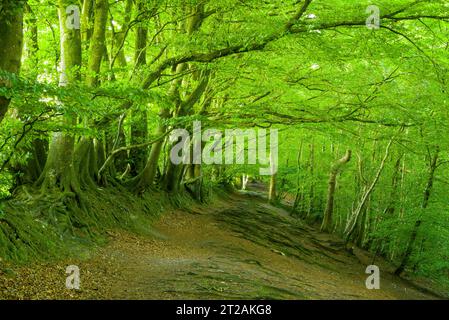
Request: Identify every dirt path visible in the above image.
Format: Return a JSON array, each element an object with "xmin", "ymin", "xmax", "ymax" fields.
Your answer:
[
  {"xmin": 103, "ymin": 193, "xmax": 438, "ymax": 300},
  {"xmin": 0, "ymin": 192, "xmax": 440, "ymax": 300}
]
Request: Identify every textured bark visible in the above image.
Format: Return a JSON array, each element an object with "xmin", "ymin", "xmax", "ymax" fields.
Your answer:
[
  {"xmin": 24, "ymin": 3, "xmax": 38, "ymax": 66},
  {"xmin": 58, "ymin": 0, "xmax": 82, "ymax": 85},
  {"xmin": 37, "ymin": 0, "xmax": 82, "ymax": 192},
  {"xmin": 163, "ymin": 71, "xmax": 210, "ymax": 192},
  {"xmin": 133, "ymin": 109, "xmax": 170, "ymax": 193},
  {"xmin": 161, "ymin": 4, "xmax": 209, "ymax": 194},
  {"xmin": 132, "ymin": 60, "xmax": 187, "ymax": 193},
  {"xmin": 37, "ymin": 132, "xmax": 79, "ymax": 192},
  {"xmin": 134, "ymin": 0, "xmax": 148, "ymax": 67},
  {"xmin": 86, "ymin": 0, "xmax": 108, "ymax": 87},
  {"xmin": 0, "ymin": 0, "xmax": 25, "ymax": 124},
  {"xmin": 163, "ymin": 156, "xmax": 184, "ymax": 193},
  {"xmin": 354, "ymin": 197, "xmax": 369, "ymax": 247},
  {"xmin": 73, "ymin": 137, "xmax": 98, "ymax": 189},
  {"xmin": 81, "ymin": 0, "xmax": 94, "ymax": 45},
  {"xmin": 134, "ymin": 55, "xmax": 204, "ymax": 193},
  {"xmin": 321, "ymin": 150, "xmax": 352, "ymax": 233},
  {"xmin": 70, "ymin": 0, "xmax": 109, "ymax": 188},
  {"xmin": 130, "ymin": 1, "xmax": 149, "ymax": 175},
  {"xmin": 15, "ymin": 139, "xmax": 48, "ymax": 185}
]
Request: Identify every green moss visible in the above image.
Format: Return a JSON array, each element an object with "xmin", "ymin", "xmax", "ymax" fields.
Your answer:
[{"xmin": 0, "ymin": 186, "xmax": 194, "ymax": 264}]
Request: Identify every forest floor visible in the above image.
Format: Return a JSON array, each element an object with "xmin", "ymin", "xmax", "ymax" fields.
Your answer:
[{"xmin": 0, "ymin": 186, "xmax": 443, "ymax": 299}]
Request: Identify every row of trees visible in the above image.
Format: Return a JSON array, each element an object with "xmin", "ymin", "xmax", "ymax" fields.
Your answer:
[{"xmin": 0, "ymin": 0, "xmax": 448, "ymax": 284}]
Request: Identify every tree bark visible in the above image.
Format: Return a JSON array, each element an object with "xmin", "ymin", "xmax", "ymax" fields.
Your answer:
[
  {"xmin": 110, "ymin": 0, "xmax": 133, "ymax": 69},
  {"xmin": 134, "ymin": 0, "xmax": 148, "ymax": 67},
  {"xmin": 268, "ymin": 152, "xmax": 277, "ymax": 203},
  {"xmin": 395, "ymin": 147, "xmax": 439, "ymax": 275},
  {"xmin": 321, "ymin": 150, "xmax": 352, "ymax": 233},
  {"xmin": 81, "ymin": 0, "xmax": 94, "ymax": 45},
  {"xmin": 71, "ymin": 0, "xmax": 108, "ymax": 189},
  {"xmin": 0, "ymin": 0, "xmax": 25, "ymax": 124},
  {"xmin": 292, "ymin": 141, "xmax": 303, "ymax": 212},
  {"xmin": 306, "ymin": 142, "xmax": 315, "ymax": 217},
  {"xmin": 132, "ymin": 109, "xmax": 170, "ymax": 193},
  {"xmin": 13, "ymin": 5, "xmax": 48, "ymax": 185},
  {"xmin": 345, "ymin": 139, "xmax": 393, "ymax": 240},
  {"xmin": 37, "ymin": 0, "xmax": 82, "ymax": 192},
  {"xmin": 130, "ymin": 1, "xmax": 149, "ymax": 175},
  {"xmin": 242, "ymin": 174, "xmax": 249, "ymax": 190},
  {"xmin": 86, "ymin": 0, "xmax": 108, "ymax": 87},
  {"xmin": 161, "ymin": 4, "xmax": 207, "ymax": 194}
]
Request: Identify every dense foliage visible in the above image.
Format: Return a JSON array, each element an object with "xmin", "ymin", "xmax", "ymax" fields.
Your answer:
[{"xmin": 0, "ymin": 0, "xmax": 448, "ymax": 288}]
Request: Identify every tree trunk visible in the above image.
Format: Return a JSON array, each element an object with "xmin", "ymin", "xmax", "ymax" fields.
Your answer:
[
  {"xmin": 268, "ymin": 152, "xmax": 277, "ymax": 203},
  {"xmin": 14, "ymin": 5, "xmax": 48, "ymax": 185},
  {"xmin": 24, "ymin": 3, "xmax": 38, "ymax": 67},
  {"xmin": 242, "ymin": 174, "xmax": 249, "ymax": 190},
  {"xmin": 395, "ymin": 147, "xmax": 439, "ymax": 275},
  {"xmin": 345, "ymin": 139, "xmax": 393, "ymax": 240},
  {"xmin": 321, "ymin": 150, "xmax": 351, "ymax": 233},
  {"xmin": 130, "ymin": 2, "xmax": 149, "ymax": 175},
  {"xmin": 0, "ymin": 0, "xmax": 25, "ymax": 124},
  {"xmin": 110, "ymin": 0, "xmax": 133, "ymax": 69},
  {"xmin": 306, "ymin": 142, "xmax": 315, "ymax": 217},
  {"xmin": 73, "ymin": 0, "xmax": 108, "ymax": 188},
  {"xmin": 37, "ymin": 0, "xmax": 82, "ymax": 192},
  {"xmin": 133, "ymin": 108, "xmax": 170, "ymax": 193},
  {"xmin": 162, "ymin": 4, "xmax": 207, "ymax": 194},
  {"xmin": 81, "ymin": 0, "xmax": 94, "ymax": 45},
  {"xmin": 134, "ymin": 0, "xmax": 148, "ymax": 67},
  {"xmin": 292, "ymin": 140, "xmax": 303, "ymax": 212},
  {"xmin": 86, "ymin": 0, "xmax": 108, "ymax": 87}
]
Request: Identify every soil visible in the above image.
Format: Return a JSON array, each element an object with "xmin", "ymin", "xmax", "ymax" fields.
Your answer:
[{"xmin": 0, "ymin": 190, "xmax": 442, "ymax": 300}]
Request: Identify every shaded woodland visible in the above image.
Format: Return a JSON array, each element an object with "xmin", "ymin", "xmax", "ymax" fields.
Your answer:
[{"xmin": 0, "ymin": 0, "xmax": 449, "ymax": 292}]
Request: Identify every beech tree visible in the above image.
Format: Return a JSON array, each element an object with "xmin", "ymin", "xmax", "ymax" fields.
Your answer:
[{"xmin": 0, "ymin": 0, "xmax": 449, "ymax": 289}]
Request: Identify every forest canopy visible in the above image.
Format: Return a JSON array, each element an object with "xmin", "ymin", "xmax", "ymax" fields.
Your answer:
[{"xmin": 0, "ymin": 0, "xmax": 449, "ymax": 292}]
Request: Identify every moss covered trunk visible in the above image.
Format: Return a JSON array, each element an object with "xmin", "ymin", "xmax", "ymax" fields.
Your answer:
[
  {"xmin": 0, "ymin": 0, "xmax": 25, "ymax": 124},
  {"xmin": 38, "ymin": 0, "xmax": 82, "ymax": 192},
  {"xmin": 130, "ymin": 2, "xmax": 149, "ymax": 175}
]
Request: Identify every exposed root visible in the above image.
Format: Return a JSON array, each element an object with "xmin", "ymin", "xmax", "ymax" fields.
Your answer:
[{"xmin": 0, "ymin": 184, "xmax": 187, "ymax": 264}]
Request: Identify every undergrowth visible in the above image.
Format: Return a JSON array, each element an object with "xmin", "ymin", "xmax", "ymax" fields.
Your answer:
[{"xmin": 0, "ymin": 184, "xmax": 196, "ymax": 265}]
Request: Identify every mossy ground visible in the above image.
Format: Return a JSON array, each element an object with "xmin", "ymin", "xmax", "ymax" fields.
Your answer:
[
  {"xmin": 0, "ymin": 183, "xmax": 196, "ymax": 266},
  {"xmin": 0, "ymin": 188, "xmax": 445, "ymax": 300}
]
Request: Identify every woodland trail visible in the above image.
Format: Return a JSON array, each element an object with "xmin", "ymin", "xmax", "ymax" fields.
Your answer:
[
  {"xmin": 100, "ymin": 192, "xmax": 438, "ymax": 300},
  {"xmin": 0, "ymin": 190, "xmax": 440, "ymax": 300}
]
